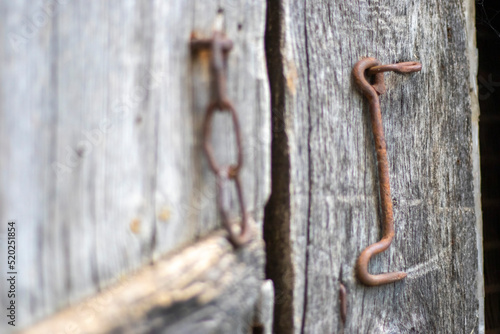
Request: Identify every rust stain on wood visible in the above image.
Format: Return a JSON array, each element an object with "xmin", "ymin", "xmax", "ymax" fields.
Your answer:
[{"xmin": 130, "ymin": 219, "xmax": 141, "ymax": 234}]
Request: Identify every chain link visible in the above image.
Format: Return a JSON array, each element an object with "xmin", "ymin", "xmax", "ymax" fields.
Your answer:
[{"xmin": 192, "ymin": 31, "xmax": 252, "ymax": 247}]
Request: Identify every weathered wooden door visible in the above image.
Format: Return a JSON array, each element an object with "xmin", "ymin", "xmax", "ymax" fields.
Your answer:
[
  {"xmin": 265, "ymin": 1, "xmax": 483, "ymax": 333},
  {"xmin": 0, "ymin": 0, "xmax": 483, "ymax": 333}
]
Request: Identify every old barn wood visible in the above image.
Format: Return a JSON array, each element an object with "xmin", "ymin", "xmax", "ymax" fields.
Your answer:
[
  {"xmin": 265, "ymin": 0, "xmax": 483, "ymax": 333},
  {"xmin": 20, "ymin": 234, "xmax": 273, "ymax": 334},
  {"xmin": 0, "ymin": 0, "xmax": 484, "ymax": 333},
  {"xmin": 0, "ymin": 0, "xmax": 271, "ymax": 333}
]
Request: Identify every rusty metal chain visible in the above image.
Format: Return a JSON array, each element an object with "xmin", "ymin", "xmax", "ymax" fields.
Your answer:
[
  {"xmin": 353, "ymin": 57, "xmax": 422, "ymax": 286},
  {"xmin": 191, "ymin": 31, "xmax": 252, "ymax": 247}
]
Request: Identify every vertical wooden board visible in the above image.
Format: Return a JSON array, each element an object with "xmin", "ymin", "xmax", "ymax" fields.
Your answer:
[
  {"xmin": 152, "ymin": 0, "xmax": 270, "ymax": 256},
  {"xmin": 266, "ymin": 0, "xmax": 482, "ymax": 333},
  {"xmin": 0, "ymin": 0, "xmax": 270, "ymax": 331},
  {"xmin": 0, "ymin": 0, "xmax": 59, "ymax": 329}
]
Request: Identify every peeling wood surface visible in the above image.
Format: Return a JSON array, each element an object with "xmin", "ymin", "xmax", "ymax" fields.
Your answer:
[
  {"xmin": 264, "ymin": 0, "xmax": 483, "ymax": 333},
  {"xmin": 20, "ymin": 233, "xmax": 266, "ymax": 334},
  {"xmin": 0, "ymin": 0, "xmax": 270, "ymax": 332}
]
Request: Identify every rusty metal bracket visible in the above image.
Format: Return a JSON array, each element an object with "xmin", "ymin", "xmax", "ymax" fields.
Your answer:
[
  {"xmin": 191, "ymin": 30, "xmax": 252, "ymax": 247},
  {"xmin": 353, "ymin": 57, "xmax": 422, "ymax": 286},
  {"xmin": 191, "ymin": 31, "xmax": 233, "ymax": 106}
]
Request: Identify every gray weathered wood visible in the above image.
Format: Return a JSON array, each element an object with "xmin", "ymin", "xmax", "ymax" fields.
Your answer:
[
  {"xmin": 20, "ymin": 233, "xmax": 266, "ymax": 334},
  {"xmin": 264, "ymin": 0, "xmax": 483, "ymax": 332},
  {"xmin": 0, "ymin": 0, "xmax": 270, "ymax": 332}
]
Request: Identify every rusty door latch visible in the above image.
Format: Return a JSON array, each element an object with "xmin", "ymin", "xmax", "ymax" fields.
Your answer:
[
  {"xmin": 353, "ymin": 58, "xmax": 422, "ymax": 286},
  {"xmin": 191, "ymin": 30, "xmax": 253, "ymax": 248}
]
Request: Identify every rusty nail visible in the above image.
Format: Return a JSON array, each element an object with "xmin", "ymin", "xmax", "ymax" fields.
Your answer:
[
  {"xmin": 367, "ymin": 61, "xmax": 422, "ymax": 75},
  {"xmin": 353, "ymin": 57, "xmax": 421, "ymax": 286},
  {"xmin": 339, "ymin": 268, "xmax": 347, "ymax": 326},
  {"xmin": 339, "ymin": 282, "xmax": 347, "ymax": 325}
]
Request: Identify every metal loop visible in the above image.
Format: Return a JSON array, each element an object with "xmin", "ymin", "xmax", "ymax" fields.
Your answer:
[
  {"xmin": 352, "ymin": 58, "xmax": 386, "ymax": 96},
  {"xmin": 216, "ymin": 170, "xmax": 252, "ymax": 247},
  {"xmin": 203, "ymin": 99, "xmax": 243, "ymax": 178}
]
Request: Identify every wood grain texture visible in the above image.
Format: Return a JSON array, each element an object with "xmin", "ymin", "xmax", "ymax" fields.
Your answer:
[
  {"xmin": 0, "ymin": 0, "xmax": 270, "ymax": 332},
  {"xmin": 19, "ymin": 233, "xmax": 267, "ymax": 334},
  {"xmin": 264, "ymin": 0, "xmax": 482, "ymax": 333}
]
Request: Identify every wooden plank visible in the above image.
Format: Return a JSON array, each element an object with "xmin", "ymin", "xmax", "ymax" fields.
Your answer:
[
  {"xmin": 0, "ymin": 0, "xmax": 270, "ymax": 331},
  {"xmin": 19, "ymin": 233, "xmax": 269, "ymax": 334},
  {"xmin": 264, "ymin": 0, "xmax": 483, "ymax": 332}
]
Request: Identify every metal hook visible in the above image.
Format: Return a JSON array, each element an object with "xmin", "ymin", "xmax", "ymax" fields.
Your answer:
[{"xmin": 352, "ymin": 57, "xmax": 421, "ymax": 286}]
